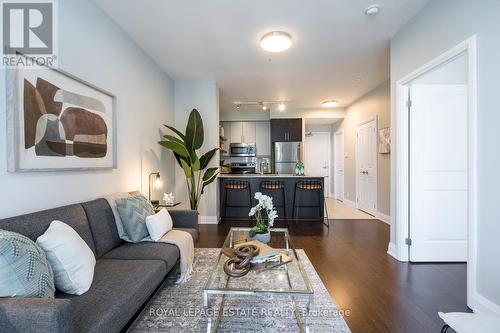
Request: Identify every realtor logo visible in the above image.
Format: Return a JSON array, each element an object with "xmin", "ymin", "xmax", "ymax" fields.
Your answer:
[{"xmin": 1, "ymin": 0, "xmax": 58, "ymax": 67}]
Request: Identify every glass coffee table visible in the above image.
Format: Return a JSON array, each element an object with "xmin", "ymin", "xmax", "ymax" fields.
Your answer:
[{"xmin": 203, "ymin": 228, "xmax": 314, "ymax": 332}]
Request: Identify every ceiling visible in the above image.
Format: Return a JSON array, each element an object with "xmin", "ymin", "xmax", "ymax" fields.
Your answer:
[{"xmin": 95, "ymin": 0, "xmax": 429, "ymax": 111}]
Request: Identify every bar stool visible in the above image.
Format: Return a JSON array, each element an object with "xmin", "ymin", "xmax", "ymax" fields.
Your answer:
[
  {"xmin": 223, "ymin": 180, "xmax": 252, "ymax": 221},
  {"xmin": 292, "ymin": 180, "xmax": 330, "ymax": 228},
  {"xmin": 260, "ymin": 180, "xmax": 287, "ymax": 224}
]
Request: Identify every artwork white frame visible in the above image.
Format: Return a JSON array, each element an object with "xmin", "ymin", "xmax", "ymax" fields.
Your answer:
[{"xmin": 6, "ymin": 55, "xmax": 116, "ymax": 172}]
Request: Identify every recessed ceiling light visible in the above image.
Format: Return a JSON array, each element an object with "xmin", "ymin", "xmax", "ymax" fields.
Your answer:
[
  {"xmin": 365, "ymin": 4, "xmax": 380, "ymax": 17},
  {"xmin": 262, "ymin": 104, "xmax": 268, "ymax": 111},
  {"xmin": 352, "ymin": 77, "xmax": 362, "ymax": 84},
  {"xmin": 321, "ymin": 100, "xmax": 339, "ymax": 107},
  {"xmin": 278, "ymin": 103, "xmax": 286, "ymax": 111},
  {"xmin": 260, "ymin": 31, "xmax": 292, "ymax": 53}
]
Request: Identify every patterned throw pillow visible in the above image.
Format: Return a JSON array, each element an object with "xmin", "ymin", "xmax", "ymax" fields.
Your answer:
[
  {"xmin": 0, "ymin": 230, "xmax": 55, "ymax": 298},
  {"xmin": 116, "ymin": 194, "xmax": 154, "ymax": 242}
]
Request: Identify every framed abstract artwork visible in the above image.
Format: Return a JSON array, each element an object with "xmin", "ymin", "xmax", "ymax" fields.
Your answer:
[
  {"xmin": 379, "ymin": 127, "xmax": 391, "ymax": 154},
  {"xmin": 6, "ymin": 55, "xmax": 116, "ymax": 171}
]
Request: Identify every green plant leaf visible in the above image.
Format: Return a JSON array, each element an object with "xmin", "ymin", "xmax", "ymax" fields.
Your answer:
[
  {"xmin": 202, "ymin": 167, "xmax": 218, "ymax": 181},
  {"xmin": 163, "ymin": 135, "xmax": 184, "ymax": 146},
  {"xmin": 199, "ymin": 148, "xmax": 218, "ymax": 169},
  {"xmin": 159, "ymin": 140, "xmax": 190, "ymax": 158},
  {"xmin": 180, "ymin": 159, "xmax": 191, "ymax": 178},
  {"xmin": 185, "ymin": 109, "xmax": 204, "ymax": 151},
  {"xmin": 201, "ymin": 171, "xmax": 218, "ymax": 194},
  {"xmin": 164, "ymin": 125, "xmax": 185, "ymax": 141},
  {"xmin": 191, "ymin": 151, "xmax": 200, "ymax": 171},
  {"xmin": 173, "ymin": 153, "xmax": 185, "ymax": 167}
]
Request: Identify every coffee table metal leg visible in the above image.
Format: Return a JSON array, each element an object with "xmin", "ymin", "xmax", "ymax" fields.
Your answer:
[{"xmin": 206, "ymin": 274, "xmax": 230, "ymax": 333}]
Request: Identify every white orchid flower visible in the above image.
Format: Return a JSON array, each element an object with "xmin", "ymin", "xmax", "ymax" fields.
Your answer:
[{"xmin": 248, "ymin": 207, "xmax": 257, "ymax": 216}]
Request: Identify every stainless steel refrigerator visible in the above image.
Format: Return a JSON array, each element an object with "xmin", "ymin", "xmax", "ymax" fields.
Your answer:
[{"xmin": 274, "ymin": 142, "xmax": 302, "ymax": 174}]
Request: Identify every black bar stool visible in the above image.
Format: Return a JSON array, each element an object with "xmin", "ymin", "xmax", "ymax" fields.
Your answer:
[
  {"xmin": 292, "ymin": 180, "xmax": 330, "ymax": 228},
  {"xmin": 260, "ymin": 180, "xmax": 287, "ymax": 224},
  {"xmin": 223, "ymin": 180, "xmax": 252, "ymax": 221}
]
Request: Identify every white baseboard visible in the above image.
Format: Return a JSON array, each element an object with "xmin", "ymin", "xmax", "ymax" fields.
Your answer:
[
  {"xmin": 470, "ymin": 292, "xmax": 500, "ymax": 316},
  {"xmin": 387, "ymin": 242, "xmax": 398, "ymax": 260},
  {"xmin": 343, "ymin": 199, "xmax": 356, "ymax": 208},
  {"xmin": 375, "ymin": 212, "xmax": 390, "ymax": 224},
  {"xmin": 198, "ymin": 216, "xmax": 219, "ymax": 224}
]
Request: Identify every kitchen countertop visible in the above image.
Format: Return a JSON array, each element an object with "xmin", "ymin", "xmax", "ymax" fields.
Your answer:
[{"xmin": 218, "ymin": 173, "xmax": 323, "ymax": 178}]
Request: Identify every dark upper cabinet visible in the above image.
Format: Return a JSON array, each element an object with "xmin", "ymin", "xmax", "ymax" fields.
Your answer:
[
  {"xmin": 271, "ymin": 118, "xmax": 302, "ymax": 142},
  {"xmin": 287, "ymin": 118, "xmax": 302, "ymax": 141}
]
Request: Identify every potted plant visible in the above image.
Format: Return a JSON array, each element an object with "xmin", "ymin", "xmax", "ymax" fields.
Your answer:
[
  {"xmin": 158, "ymin": 109, "xmax": 219, "ymax": 210},
  {"xmin": 248, "ymin": 192, "xmax": 278, "ymax": 244}
]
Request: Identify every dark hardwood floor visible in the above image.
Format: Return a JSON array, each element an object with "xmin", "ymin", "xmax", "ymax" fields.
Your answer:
[{"xmin": 195, "ymin": 219, "xmax": 468, "ymax": 333}]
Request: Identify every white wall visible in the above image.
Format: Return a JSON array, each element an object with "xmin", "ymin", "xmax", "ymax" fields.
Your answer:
[
  {"xmin": 391, "ymin": 0, "xmax": 500, "ymax": 314},
  {"xmin": 0, "ymin": 0, "xmax": 175, "ymax": 218},
  {"xmin": 174, "ymin": 80, "xmax": 219, "ymax": 223},
  {"xmin": 334, "ymin": 81, "xmax": 391, "ymax": 216}
]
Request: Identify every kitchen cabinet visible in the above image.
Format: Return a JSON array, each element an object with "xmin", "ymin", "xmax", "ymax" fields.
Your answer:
[
  {"xmin": 271, "ymin": 118, "xmax": 302, "ymax": 142},
  {"xmin": 242, "ymin": 122, "xmax": 256, "ymax": 143},
  {"xmin": 230, "ymin": 122, "xmax": 242, "ymax": 143},
  {"xmin": 229, "ymin": 121, "xmax": 256, "ymax": 143},
  {"xmin": 255, "ymin": 121, "xmax": 271, "ymax": 156}
]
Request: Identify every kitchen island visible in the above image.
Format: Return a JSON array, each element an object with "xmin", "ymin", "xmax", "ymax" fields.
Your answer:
[{"xmin": 219, "ymin": 174, "xmax": 325, "ymax": 221}]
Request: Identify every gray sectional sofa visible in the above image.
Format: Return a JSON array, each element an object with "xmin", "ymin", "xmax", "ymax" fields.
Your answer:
[{"xmin": 0, "ymin": 198, "xmax": 198, "ymax": 333}]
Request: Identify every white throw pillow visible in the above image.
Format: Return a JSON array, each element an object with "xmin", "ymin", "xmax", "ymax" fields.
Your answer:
[
  {"xmin": 36, "ymin": 221, "xmax": 96, "ymax": 295},
  {"xmin": 145, "ymin": 208, "xmax": 173, "ymax": 241}
]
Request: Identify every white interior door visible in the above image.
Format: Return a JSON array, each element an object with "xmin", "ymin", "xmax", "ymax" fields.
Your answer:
[
  {"xmin": 410, "ymin": 84, "xmax": 468, "ymax": 262},
  {"xmin": 305, "ymin": 132, "xmax": 330, "ymax": 196},
  {"xmin": 356, "ymin": 119, "xmax": 377, "ymax": 215},
  {"xmin": 334, "ymin": 131, "xmax": 344, "ymax": 201}
]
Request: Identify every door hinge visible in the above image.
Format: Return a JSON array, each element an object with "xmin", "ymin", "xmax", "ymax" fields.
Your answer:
[
  {"xmin": 406, "ymin": 99, "xmax": 412, "ymax": 108},
  {"xmin": 405, "ymin": 238, "xmax": 412, "ymax": 246}
]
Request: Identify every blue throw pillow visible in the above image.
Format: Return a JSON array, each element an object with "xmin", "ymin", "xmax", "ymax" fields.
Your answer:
[
  {"xmin": 116, "ymin": 194, "xmax": 154, "ymax": 242},
  {"xmin": 0, "ymin": 230, "xmax": 55, "ymax": 298}
]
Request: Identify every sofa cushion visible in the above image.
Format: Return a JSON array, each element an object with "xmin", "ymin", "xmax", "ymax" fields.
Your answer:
[
  {"xmin": 81, "ymin": 199, "xmax": 123, "ymax": 258},
  {"xmin": 102, "ymin": 242, "xmax": 180, "ymax": 273},
  {"xmin": 0, "ymin": 204, "xmax": 96, "ymax": 255},
  {"xmin": 58, "ymin": 259, "xmax": 167, "ymax": 333}
]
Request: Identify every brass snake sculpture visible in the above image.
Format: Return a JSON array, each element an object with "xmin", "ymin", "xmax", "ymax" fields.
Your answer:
[{"xmin": 223, "ymin": 245, "xmax": 260, "ymax": 277}]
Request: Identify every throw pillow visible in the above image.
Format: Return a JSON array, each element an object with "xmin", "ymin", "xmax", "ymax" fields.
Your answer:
[
  {"xmin": 145, "ymin": 208, "xmax": 173, "ymax": 241},
  {"xmin": 0, "ymin": 230, "xmax": 55, "ymax": 298},
  {"xmin": 36, "ymin": 221, "xmax": 96, "ymax": 295},
  {"xmin": 116, "ymin": 194, "xmax": 154, "ymax": 242},
  {"xmin": 104, "ymin": 192, "xmax": 132, "ymax": 242}
]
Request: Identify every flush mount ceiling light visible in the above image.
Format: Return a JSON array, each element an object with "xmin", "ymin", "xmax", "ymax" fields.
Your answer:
[
  {"xmin": 278, "ymin": 103, "xmax": 286, "ymax": 111},
  {"xmin": 365, "ymin": 4, "xmax": 381, "ymax": 17},
  {"xmin": 321, "ymin": 99, "xmax": 339, "ymax": 107},
  {"xmin": 260, "ymin": 31, "xmax": 292, "ymax": 53}
]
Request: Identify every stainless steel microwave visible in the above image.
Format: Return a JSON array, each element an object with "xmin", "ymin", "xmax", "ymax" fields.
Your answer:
[{"xmin": 230, "ymin": 143, "xmax": 256, "ymax": 157}]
